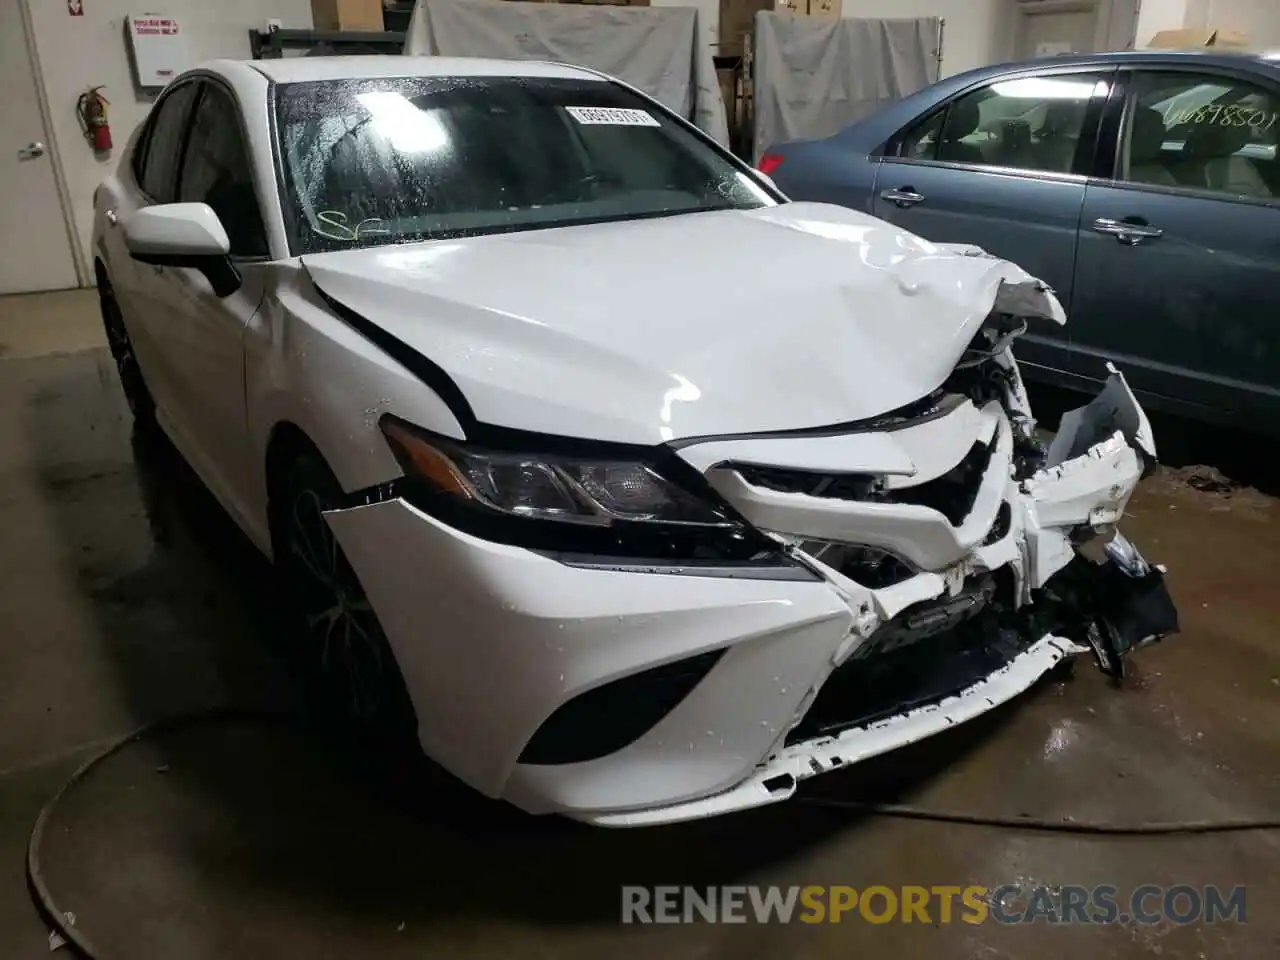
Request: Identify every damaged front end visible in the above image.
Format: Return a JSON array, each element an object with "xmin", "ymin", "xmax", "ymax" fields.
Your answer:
[{"xmin": 690, "ymin": 270, "xmax": 1179, "ymax": 766}]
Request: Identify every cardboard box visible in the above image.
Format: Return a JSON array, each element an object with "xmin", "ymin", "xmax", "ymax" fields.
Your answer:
[
  {"xmin": 718, "ymin": 0, "xmax": 773, "ymax": 57},
  {"xmin": 774, "ymin": 0, "xmax": 802, "ymax": 13},
  {"xmin": 1145, "ymin": 27, "xmax": 1250, "ymax": 50},
  {"xmin": 311, "ymin": 0, "xmax": 385, "ymax": 32},
  {"xmin": 808, "ymin": 0, "xmax": 841, "ymax": 19}
]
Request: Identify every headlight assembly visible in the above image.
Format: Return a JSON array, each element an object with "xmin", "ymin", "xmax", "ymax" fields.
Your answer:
[
  {"xmin": 381, "ymin": 418, "xmax": 732, "ymax": 527},
  {"xmin": 378, "ymin": 416, "xmax": 808, "ymax": 574}
]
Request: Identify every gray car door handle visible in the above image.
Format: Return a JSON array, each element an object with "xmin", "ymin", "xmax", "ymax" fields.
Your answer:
[
  {"xmin": 881, "ymin": 187, "xmax": 926, "ymax": 208},
  {"xmin": 1093, "ymin": 218, "xmax": 1163, "ymax": 245}
]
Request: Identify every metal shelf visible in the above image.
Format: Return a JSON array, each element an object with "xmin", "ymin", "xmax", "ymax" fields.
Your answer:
[{"xmin": 248, "ymin": 28, "xmax": 407, "ymax": 59}]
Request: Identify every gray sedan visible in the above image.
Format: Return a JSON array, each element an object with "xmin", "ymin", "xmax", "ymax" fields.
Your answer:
[{"xmin": 763, "ymin": 50, "xmax": 1280, "ymax": 437}]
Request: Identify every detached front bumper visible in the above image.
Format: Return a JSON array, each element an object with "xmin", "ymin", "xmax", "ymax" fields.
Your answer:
[{"xmin": 325, "ymin": 369, "xmax": 1177, "ymax": 827}]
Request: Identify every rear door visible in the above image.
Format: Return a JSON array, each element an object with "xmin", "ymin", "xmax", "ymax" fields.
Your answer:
[
  {"xmin": 872, "ymin": 68, "xmax": 1114, "ymax": 380},
  {"xmin": 1070, "ymin": 66, "xmax": 1280, "ymax": 433}
]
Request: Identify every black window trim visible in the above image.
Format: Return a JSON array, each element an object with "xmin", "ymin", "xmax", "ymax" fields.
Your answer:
[
  {"xmin": 878, "ymin": 65, "xmax": 1119, "ymax": 185},
  {"xmin": 178, "ymin": 74, "xmax": 273, "ymax": 262},
  {"xmin": 1093, "ymin": 63, "xmax": 1280, "ymax": 211},
  {"xmin": 266, "ymin": 72, "xmax": 786, "ymax": 259}
]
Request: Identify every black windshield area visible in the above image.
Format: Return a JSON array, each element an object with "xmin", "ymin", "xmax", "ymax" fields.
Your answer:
[{"xmin": 274, "ymin": 76, "xmax": 771, "ymax": 253}]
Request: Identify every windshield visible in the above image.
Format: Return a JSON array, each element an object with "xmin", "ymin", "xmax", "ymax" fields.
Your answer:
[{"xmin": 274, "ymin": 75, "xmax": 773, "ymax": 254}]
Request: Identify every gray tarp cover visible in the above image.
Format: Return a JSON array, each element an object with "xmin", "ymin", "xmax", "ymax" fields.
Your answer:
[
  {"xmin": 753, "ymin": 14, "xmax": 940, "ymax": 160},
  {"xmin": 404, "ymin": 0, "xmax": 729, "ymax": 145}
]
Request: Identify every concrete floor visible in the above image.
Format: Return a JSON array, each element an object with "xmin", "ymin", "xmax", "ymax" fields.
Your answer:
[{"xmin": 0, "ymin": 290, "xmax": 1276, "ymax": 959}]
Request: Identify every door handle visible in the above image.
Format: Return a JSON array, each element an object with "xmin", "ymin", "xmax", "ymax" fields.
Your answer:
[
  {"xmin": 1093, "ymin": 218, "xmax": 1163, "ymax": 245},
  {"xmin": 17, "ymin": 141, "xmax": 46, "ymax": 161},
  {"xmin": 880, "ymin": 187, "xmax": 926, "ymax": 208}
]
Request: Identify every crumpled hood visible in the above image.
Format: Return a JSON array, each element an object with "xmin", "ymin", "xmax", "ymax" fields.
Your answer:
[{"xmin": 302, "ymin": 202, "xmax": 1063, "ymax": 445}]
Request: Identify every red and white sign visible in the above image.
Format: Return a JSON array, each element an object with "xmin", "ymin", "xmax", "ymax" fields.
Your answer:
[
  {"xmin": 68, "ymin": 0, "xmax": 84, "ymax": 16},
  {"xmin": 131, "ymin": 16, "xmax": 180, "ymax": 36},
  {"xmin": 126, "ymin": 14, "xmax": 189, "ymax": 87}
]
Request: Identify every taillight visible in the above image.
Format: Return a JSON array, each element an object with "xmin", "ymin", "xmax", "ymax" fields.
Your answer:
[{"xmin": 757, "ymin": 153, "xmax": 784, "ymax": 175}]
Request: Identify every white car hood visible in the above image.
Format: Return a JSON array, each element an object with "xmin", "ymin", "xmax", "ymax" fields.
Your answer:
[{"xmin": 302, "ymin": 202, "xmax": 1064, "ymax": 445}]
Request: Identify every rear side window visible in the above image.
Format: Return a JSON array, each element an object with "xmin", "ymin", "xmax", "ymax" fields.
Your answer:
[
  {"xmin": 138, "ymin": 82, "xmax": 199, "ymax": 201},
  {"xmin": 900, "ymin": 74, "xmax": 1106, "ymax": 175},
  {"xmin": 178, "ymin": 84, "xmax": 269, "ymax": 257},
  {"xmin": 1120, "ymin": 70, "xmax": 1280, "ymax": 200}
]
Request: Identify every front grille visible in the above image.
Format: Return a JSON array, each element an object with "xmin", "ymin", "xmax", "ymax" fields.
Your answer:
[
  {"xmin": 785, "ymin": 578, "xmax": 1032, "ymax": 745},
  {"xmin": 518, "ymin": 650, "xmax": 725, "ymax": 765}
]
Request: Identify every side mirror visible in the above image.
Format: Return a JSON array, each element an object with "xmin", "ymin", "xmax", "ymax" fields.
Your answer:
[{"xmin": 124, "ymin": 203, "xmax": 242, "ymax": 297}]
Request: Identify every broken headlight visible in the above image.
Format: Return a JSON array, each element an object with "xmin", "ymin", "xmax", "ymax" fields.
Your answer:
[{"xmin": 379, "ymin": 416, "xmax": 800, "ymax": 569}]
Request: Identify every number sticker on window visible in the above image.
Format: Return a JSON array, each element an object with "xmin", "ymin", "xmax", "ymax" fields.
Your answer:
[
  {"xmin": 564, "ymin": 106, "xmax": 661, "ymax": 127},
  {"xmin": 1165, "ymin": 103, "xmax": 1280, "ymax": 130}
]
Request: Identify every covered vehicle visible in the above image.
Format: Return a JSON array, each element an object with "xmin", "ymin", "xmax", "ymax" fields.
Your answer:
[{"xmin": 91, "ymin": 56, "xmax": 1178, "ymax": 826}]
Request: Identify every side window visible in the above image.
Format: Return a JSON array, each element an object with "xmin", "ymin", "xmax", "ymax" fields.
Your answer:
[
  {"xmin": 905, "ymin": 74, "xmax": 1103, "ymax": 174},
  {"xmin": 178, "ymin": 84, "xmax": 269, "ymax": 257},
  {"xmin": 1121, "ymin": 71, "xmax": 1279, "ymax": 200},
  {"xmin": 899, "ymin": 110, "xmax": 944, "ymax": 160},
  {"xmin": 139, "ymin": 83, "xmax": 199, "ymax": 201}
]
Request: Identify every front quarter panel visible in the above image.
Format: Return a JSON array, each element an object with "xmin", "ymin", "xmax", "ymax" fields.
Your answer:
[{"xmin": 242, "ymin": 261, "xmax": 465, "ymax": 552}]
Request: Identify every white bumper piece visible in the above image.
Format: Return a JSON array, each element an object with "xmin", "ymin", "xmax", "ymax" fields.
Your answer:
[{"xmin": 325, "ymin": 371, "xmax": 1155, "ymax": 827}]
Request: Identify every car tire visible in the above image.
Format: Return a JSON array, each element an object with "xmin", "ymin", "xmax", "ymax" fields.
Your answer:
[
  {"xmin": 270, "ymin": 449, "xmax": 418, "ymax": 746},
  {"xmin": 98, "ymin": 272, "xmax": 156, "ymax": 430}
]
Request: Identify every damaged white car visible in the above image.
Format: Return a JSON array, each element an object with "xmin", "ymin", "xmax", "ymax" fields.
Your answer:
[{"xmin": 92, "ymin": 56, "xmax": 1178, "ymax": 826}]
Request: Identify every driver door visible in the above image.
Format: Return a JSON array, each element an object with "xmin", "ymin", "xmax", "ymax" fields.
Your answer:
[{"xmin": 142, "ymin": 80, "xmax": 270, "ymax": 527}]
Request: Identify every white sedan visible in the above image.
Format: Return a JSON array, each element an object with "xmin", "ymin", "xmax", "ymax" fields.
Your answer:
[{"xmin": 92, "ymin": 55, "xmax": 1178, "ymax": 826}]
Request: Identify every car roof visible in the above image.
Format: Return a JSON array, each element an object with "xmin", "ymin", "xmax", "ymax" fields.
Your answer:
[
  {"xmin": 240, "ymin": 55, "xmax": 604, "ymax": 85},
  {"xmin": 956, "ymin": 47, "xmax": 1280, "ymax": 80}
]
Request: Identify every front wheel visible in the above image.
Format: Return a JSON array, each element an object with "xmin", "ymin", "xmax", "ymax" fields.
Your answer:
[
  {"xmin": 271, "ymin": 451, "xmax": 417, "ymax": 744},
  {"xmin": 98, "ymin": 273, "xmax": 156, "ymax": 428}
]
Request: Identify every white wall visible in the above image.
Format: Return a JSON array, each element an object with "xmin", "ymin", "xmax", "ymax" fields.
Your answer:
[
  {"xmin": 1199, "ymin": 0, "xmax": 1280, "ymax": 45},
  {"xmin": 1095, "ymin": 0, "xmax": 1140, "ymax": 49},
  {"xmin": 1135, "ymin": 0, "xmax": 1195, "ymax": 44},
  {"xmin": 25, "ymin": 0, "xmax": 313, "ymax": 275},
  {"xmin": 1133, "ymin": 0, "xmax": 1280, "ymax": 46}
]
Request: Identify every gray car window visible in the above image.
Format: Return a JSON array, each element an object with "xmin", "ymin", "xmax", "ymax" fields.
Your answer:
[
  {"xmin": 178, "ymin": 84, "xmax": 269, "ymax": 257},
  {"xmin": 1120, "ymin": 71, "xmax": 1279, "ymax": 200},
  {"xmin": 138, "ymin": 82, "xmax": 199, "ymax": 202},
  {"xmin": 903, "ymin": 74, "xmax": 1105, "ymax": 175}
]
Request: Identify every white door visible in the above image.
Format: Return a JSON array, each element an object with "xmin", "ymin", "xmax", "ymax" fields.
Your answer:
[
  {"xmin": 1019, "ymin": 10, "xmax": 1099, "ymax": 59},
  {"xmin": 0, "ymin": 2, "xmax": 78, "ymax": 294}
]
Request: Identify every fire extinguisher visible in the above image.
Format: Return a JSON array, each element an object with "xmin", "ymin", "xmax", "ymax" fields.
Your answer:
[{"xmin": 77, "ymin": 86, "xmax": 112, "ymax": 153}]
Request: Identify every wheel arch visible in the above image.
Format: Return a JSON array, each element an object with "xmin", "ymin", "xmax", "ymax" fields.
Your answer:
[{"xmin": 263, "ymin": 419, "xmax": 332, "ymax": 554}]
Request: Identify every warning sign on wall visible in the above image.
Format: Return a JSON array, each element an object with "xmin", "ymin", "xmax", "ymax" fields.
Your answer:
[{"xmin": 126, "ymin": 14, "xmax": 190, "ymax": 87}]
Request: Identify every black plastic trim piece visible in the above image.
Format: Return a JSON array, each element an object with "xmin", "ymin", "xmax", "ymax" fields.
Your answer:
[{"xmin": 518, "ymin": 649, "xmax": 727, "ymax": 765}]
